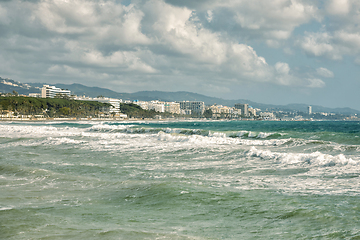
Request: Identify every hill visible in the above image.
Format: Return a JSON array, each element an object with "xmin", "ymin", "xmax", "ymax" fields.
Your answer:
[
  {"xmin": 0, "ymin": 77, "xmax": 40, "ymax": 95},
  {"xmin": 0, "ymin": 96, "xmax": 110, "ymax": 117},
  {"xmin": 1, "ymin": 77, "xmax": 359, "ymax": 115}
]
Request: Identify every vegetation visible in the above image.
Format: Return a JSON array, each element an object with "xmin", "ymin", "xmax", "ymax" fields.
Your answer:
[
  {"xmin": 120, "ymin": 103, "xmax": 183, "ymax": 119},
  {"xmin": 0, "ymin": 96, "xmax": 111, "ymax": 118},
  {"xmin": 120, "ymin": 103, "xmax": 158, "ymax": 118},
  {"xmin": 203, "ymin": 109, "xmax": 213, "ymax": 118}
]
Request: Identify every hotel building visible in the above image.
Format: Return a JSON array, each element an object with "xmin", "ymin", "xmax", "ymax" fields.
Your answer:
[{"xmin": 41, "ymin": 85, "xmax": 71, "ymax": 98}]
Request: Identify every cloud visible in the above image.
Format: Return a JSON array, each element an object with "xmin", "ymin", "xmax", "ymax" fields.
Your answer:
[
  {"xmin": 166, "ymin": 0, "xmax": 320, "ymax": 44},
  {"xmin": 0, "ymin": 5, "xmax": 10, "ymax": 24},
  {"xmin": 0, "ymin": 0, "xmax": 329, "ymax": 94},
  {"xmin": 298, "ymin": 32, "xmax": 339, "ymax": 59},
  {"xmin": 306, "ymin": 78, "xmax": 325, "ymax": 88},
  {"xmin": 316, "ymin": 67, "xmax": 334, "ymax": 78},
  {"xmin": 297, "ymin": 0, "xmax": 360, "ymax": 63},
  {"xmin": 326, "ymin": 0, "xmax": 350, "ymax": 15}
]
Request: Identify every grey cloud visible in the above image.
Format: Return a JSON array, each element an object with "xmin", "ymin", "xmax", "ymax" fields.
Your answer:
[
  {"xmin": 297, "ymin": 0, "xmax": 360, "ymax": 62},
  {"xmin": 0, "ymin": 0, "xmax": 330, "ymax": 97}
]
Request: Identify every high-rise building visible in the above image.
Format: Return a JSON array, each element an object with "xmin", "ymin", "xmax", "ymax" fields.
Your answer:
[
  {"xmin": 95, "ymin": 98, "xmax": 121, "ymax": 113},
  {"xmin": 75, "ymin": 96, "xmax": 122, "ymax": 113},
  {"xmin": 178, "ymin": 101, "xmax": 205, "ymax": 115},
  {"xmin": 308, "ymin": 106, "xmax": 312, "ymax": 114},
  {"xmin": 41, "ymin": 85, "xmax": 71, "ymax": 98},
  {"xmin": 164, "ymin": 102, "xmax": 181, "ymax": 114},
  {"xmin": 234, "ymin": 103, "xmax": 249, "ymax": 117}
]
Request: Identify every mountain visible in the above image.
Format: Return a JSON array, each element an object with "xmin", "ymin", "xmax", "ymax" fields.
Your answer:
[
  {"xmin": 0, "ymin": 77, "xmax": 40, "ymax": 95},
  {"xmin": 1, "ymin": 78, "xmax": 359, "ymax": 115}
]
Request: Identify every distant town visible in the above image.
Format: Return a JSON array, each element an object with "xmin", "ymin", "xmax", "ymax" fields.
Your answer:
[{"xmin": 0, "ymin": 79, "xmax": 359, "ymax": 121}]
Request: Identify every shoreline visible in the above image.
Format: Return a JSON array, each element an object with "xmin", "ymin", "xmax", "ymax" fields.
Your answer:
[{"xmin": 0, "ymin": 117, "xmax": 358, "ymax": 122}]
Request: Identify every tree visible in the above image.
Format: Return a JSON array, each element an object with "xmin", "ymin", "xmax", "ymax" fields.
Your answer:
[
  {"xmin": 203, "ymin": 109, "xmax": 213, "ymax": 118},
  {"xmin": 12, "ymin": 90, "xmax": 19, "ymax": 96},
  {"xmin": 59, "ymin": 107, "xmax": 71, "ymax": 116},
  {"xmin": 55, "ymin": 93, "xmax": 70, "ymax": 100}
]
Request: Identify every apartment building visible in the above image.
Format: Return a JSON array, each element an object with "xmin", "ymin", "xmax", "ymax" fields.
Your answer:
[
  {"xmin": 41, "ymin": 85, "xmax": 71, "ymax": 98},
  {"xmin": 178, "ymin": 101, "xmax": 205, "ymax": 115}
]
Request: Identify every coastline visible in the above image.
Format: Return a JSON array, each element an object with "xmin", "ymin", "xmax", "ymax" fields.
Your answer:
[{"xmin": 1, "ymin": 117, "xmax": 359, "ymax": 122}]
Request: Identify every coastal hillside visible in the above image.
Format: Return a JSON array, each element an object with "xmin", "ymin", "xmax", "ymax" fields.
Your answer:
[
  {"xmin": 1, "ymin": 77, "xmax": 359, "ymax": 115},
  {"xmin": 0, "ymin": 96, "xmax": 110, "ymax": 117}
]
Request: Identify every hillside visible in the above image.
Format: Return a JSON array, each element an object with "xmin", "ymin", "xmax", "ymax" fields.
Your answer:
[
  {"xmin": 0, "ymin": 96, "xmax": 110, "ymax": 117},
  {"xmin": 0, "ymin": 77, "xmax": 40, "ymax": 95},
  {"xmin": 1, "ymin": 77, "xmax": 359, "ymax": 115}
]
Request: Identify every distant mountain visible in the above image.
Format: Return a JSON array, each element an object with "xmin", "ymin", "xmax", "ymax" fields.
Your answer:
[
  {"xmin": 0, "ymin": 77, "xmax": 40, "ymax": 95},
  {"xmin": 2, "ymin": 77, "xmax": 359, "ymax": 115}
]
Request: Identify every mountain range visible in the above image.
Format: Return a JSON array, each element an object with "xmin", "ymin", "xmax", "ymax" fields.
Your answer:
[{"xmin": 1, "ymin": 77, "xmax": 359, "ymax": 115}]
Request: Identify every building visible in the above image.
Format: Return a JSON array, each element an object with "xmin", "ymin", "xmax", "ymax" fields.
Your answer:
[
  {"xmin": 29, "ymin": 93, "xmax": 41, "ymax": 98},
  {"xmin": 93, "ymin": 97, "xmax": 121, "ymax": 113},
  {"xmin": 308, "ymin": 106, "xmax": 312, "ymax": 114},
  {"xmin": 75, "ymin": 96, "xmax": 122, "ymax": 113},
  {"xmin": 164, "ymin": 102, "xmax": 181, "ymax": 114},
  {"xmin": 148, "ymin": 101, "xmax": 165, "ymax": 113},
  {"xmin": 235, "ymin": 103, "xmax": 249, "ymax": 117},
  {"xmin": 260, "ymin": 112, "xmax": 276, "ymax": 120},
  {"xmin": 178, "ymin": 101, "xmax": 205, "ymax": 115},
  {"xmin": 41, "ymin": 85, "xmax": 71, "ymax": 98},
  {"xmin": 133, "ymin": 100, "xmax": 148, "ymax": 110},
  {"xmin": 248, "ymin": 107, "xmax": 257, "ymax": 116}
]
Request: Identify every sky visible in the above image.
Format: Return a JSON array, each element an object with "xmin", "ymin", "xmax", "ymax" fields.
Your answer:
[{"xmin": 0, "ymin": 0, "xmax": 359, "ymax": 110}]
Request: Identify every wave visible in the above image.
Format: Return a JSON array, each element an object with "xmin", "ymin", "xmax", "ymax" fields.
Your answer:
[
  {"xmin": 1, "ymin": 122, "xmax": 359, "ymax": 160},
  {"xmin": 245, "ymin": 146, "xmax": 358, "ymax": 167},
  {"xmin": 89, "ymin": 124, "xmax": 285, "ymax": 140}
]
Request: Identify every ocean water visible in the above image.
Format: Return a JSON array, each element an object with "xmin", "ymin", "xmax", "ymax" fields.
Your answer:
[{"xmin": 1, "ymin": 120, "xmax": 360, "ymax": 239}]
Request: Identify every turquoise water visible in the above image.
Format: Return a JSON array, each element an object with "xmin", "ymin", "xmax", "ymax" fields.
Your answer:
[{"xmin": 1, "ymin": 121, "xmax": 360, "ymax": 239}]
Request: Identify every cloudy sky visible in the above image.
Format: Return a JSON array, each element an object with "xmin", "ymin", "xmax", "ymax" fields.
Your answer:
[{"xmin": 1, "ymin": 0, "xmax": 359, "ymax": 110}]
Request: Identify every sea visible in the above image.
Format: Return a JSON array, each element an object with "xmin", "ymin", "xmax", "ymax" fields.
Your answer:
[{"xmin": 1, "ymin": 120, "xmax": 360, "ymax": 239}]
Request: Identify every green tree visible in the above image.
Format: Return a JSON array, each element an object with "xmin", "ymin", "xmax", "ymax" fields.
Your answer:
[
  {"xmin": 59, "ymin": 107, "xmax": 71, "ymax": 116},
  {"xmin": 203, "ymin": 109, "xmax": 213, "ymax": 118}
]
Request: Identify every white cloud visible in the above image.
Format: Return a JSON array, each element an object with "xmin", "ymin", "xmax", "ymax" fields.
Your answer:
[
  {"xmin": 206, "ymin": 10, "xmax": 213, "ymax": 22},
  {"xmin": 208, "ymin": 0, "xmax": 319, "ymax": 43},
  {"xmin": 0, "ymin": 5, "xmax": 10, "ymax": 25},
  {"xmin": 298, "ymin": 30, "xmax": 360, "ymax": 61},
  {"xmin": 0, "ymin": 0, "xmax": 330, "ymax": 94},
  {"xmin": 306, "ymin": 78, "xmax": 325, "ymax": 88},
  {"xmin": 275, "ymin": 62, "xmax": 290, "ymax": 75},
  {"xmin": 326, "ymin": 0, "xmax": 350, "ymax": 15},
  {"xmin": 273, "ymin": 62, "xmax": 326, "ymax": 88},
  {"xmin": 316, "ymin": 67, "xmax": 334, "ymax": 78},
  {"xmin": 274, "ymin": 62, "xmax": 300, "ymax": 86},
  {"xmin": 296, "ymin": 0, "xmax": 360, "ymax": 63},
  {"xmin": 35, "ymin": 0, "xmax": 151, "ymax": 45},
  {"xmin": 298, "ymin": 32, "xmax": 341, "ymax": 60}
]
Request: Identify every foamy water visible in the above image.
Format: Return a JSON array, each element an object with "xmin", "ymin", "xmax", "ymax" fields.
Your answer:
[{"xmin": 1, "ymin": 121, "xmax": 360, "ymax": 239}]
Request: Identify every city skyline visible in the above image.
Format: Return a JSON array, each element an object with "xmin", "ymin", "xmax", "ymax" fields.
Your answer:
[{"xmin": 0, "ymin": 0, "xmax": 359, "ymax": 110}]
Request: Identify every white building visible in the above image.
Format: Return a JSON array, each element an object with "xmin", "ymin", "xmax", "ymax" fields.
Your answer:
[
  {"xmin": 164, "ymin": 102, "xmax": 180, "ymax": 114},
  {"xmin": 148, "ymin": 101, "xmax": 165, "ymax": 113},
  {"xmin": 260, "ymin": 112, "xmax": 276, "ymax": 120},
  {"xmin": 41, "ymin": 85, "xmax": 71, "ymax": 98},
  {"xmin": 308, "ymin": 106, "xmax": 312, "ymax": 114},
  {"xmin": 133, "ymin": 101, "xmax": 149, "ymax": 110},
  {"xmin": 133, "ymin": 100, "xmax": 180, "ymax": 114},
  {"xmin": 29, "ymin": 93, "xmax": 41, "ymax": 98},
  {"xmin": 248, "ymin": 107, "xmax": 257, "ymax": 116},
  {"xmin": 178, "ymin": 101, "xmax": 205, "ymax": 115},
  {"xmin": 96, "ymin": 98, "xmax": 121, "ymax": 113},
  {"xmin": 75, "ymin": 96, "xmax": 122, "ymax": 113}
]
